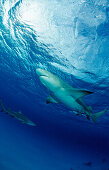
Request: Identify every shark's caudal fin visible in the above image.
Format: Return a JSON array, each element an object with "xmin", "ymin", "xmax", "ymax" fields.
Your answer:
[
  {"xmin": 92, "ymin": 108, "xmax": 107, "ymax": 123},
  {"xmin": 0, "ymin": 100, "xmax": 6, "ymax": 112}
]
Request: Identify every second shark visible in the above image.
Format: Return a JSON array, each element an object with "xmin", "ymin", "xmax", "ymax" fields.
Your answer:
[{"xmin": 0, "ymin": 100, "xmax": 36, "ymax": 126}]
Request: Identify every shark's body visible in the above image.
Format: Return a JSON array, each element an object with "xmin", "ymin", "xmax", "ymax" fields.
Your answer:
[
  {"xmin": 0, "ymin": 100, "xmax": 36, "ymax": 126},
  {"xmin": 36, "ymin": 68, "xmax": 107, "ymax": 122}
]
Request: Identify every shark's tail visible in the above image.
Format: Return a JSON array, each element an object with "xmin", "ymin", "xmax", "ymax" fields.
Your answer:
[
  {"xmin": 0, "ymin": 100, "xmax": 6, "ymax": 112},
  {"xmin": 92, "ymin": 108, "xmax": 107, "ymax": 123}
]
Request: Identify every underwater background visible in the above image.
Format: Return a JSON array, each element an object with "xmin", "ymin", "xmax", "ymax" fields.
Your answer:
[{"xmin": 0, "ymin": 0, "xmax": 109, "ymax": 169}]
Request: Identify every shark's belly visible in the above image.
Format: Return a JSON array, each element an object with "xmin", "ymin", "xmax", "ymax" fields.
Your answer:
[
  {"xmin": 54, "ymin": 91, "xmax": 84, "ymax": 113},
  {"xmin": 63, "ymin": 96, "xmax": 83, "ymax": 112}
]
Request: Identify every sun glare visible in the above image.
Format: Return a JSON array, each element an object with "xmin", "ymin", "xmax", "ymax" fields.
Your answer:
[{"xmin": 19, "ymin": 1, "xmax": 49, "ymax": 33}]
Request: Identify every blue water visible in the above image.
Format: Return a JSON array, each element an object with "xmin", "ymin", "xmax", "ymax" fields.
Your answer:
[{"xmin": 0, "ymin": 0, "xmax": 109, "ymax": 169}]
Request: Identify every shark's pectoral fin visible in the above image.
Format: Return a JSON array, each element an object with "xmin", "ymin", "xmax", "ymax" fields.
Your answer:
[
  {"xmin": 46, "ymin": 95, "xmax": 59, "ymax": 104},
  {"xmin": 73, "ymin": 111, "xmax": 80, "ymax": 116},
  {"xmin": 67, "ymin": 88, "xmax": 93, "ymax": 99},
  {"xmin": 18, "ymin": 111, "xmax": 22, "ymax": 114},
  {"xmin": 21, "ymin": 121, "xmax": 25, "ymax": 124}
]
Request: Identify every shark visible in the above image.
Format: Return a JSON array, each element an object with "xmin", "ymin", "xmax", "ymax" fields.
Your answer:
[
  {"xmin": 36, "ymin": 68, "xmax": 107, "ymax": 122},
  {"xmin": 0, "ymin": 100, "xmax": 36, "ymax": 126}
]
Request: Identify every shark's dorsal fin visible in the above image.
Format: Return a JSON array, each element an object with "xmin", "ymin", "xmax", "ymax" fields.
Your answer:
[
  {"xmin": 18, "ymin": 111, "xmax": 22, "ymax": 114},
  {"xmin": 66, "ymin": 88, "xmax": 93, "ymax": 99},
  {"xmin": 46, "ymin": 95, "xmax": 59, "ymax": 104}
]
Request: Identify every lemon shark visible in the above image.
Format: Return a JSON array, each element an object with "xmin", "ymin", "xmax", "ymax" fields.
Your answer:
[
  {"xmin": 36, "ymin": 68, "xmax": 107, "ymax": 122},
  {"xmin": 0, "ymin": 100, "xmax": 36, "ymax": 126}
]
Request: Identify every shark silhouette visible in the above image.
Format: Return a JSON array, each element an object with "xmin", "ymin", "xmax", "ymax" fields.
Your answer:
[
  {"xmin": 0, "ymin": 100, "xmax": 36, "ymax": 126},
  {"xmin": 36, "ymin": 68, "xmax": 107, "ymax": 122}
]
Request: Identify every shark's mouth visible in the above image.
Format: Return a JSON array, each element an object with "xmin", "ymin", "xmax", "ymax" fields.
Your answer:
[{"xmin": 40, "ymin": 75, "xmax": 49, "ymax": 78}]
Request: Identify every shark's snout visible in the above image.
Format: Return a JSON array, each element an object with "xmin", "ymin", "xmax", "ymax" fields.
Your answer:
[
  {"xmin": 36, "ymin": 68, "xmax": 44, "ymax": 76},
  {"xmin": 27, "ymin": 120, "xmax": 36, "ymax": 126},
  {"xmin": 36, "ymin": 68, "xmax": 49, "ymax": 78}
]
